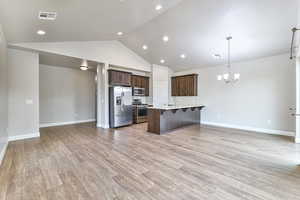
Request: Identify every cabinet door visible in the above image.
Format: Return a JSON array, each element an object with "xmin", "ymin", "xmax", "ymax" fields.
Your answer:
[
  {"xmin": 183, "ymin": 76, "xmax": 189, "ymax": 96},
  {"xmin": 145, "ymin": 77, "xmax": 150, "ymax": 96},
  {"xmin": 189, "ymin": 75, "xmax": 198, "ymax": 96},
  {"xmin": 131, "ymin": 75, "xmax": 136, "ymax": 87},
  {"xmin": 109, "ymin": 70, "xmax": 119, "ymax": 85},
  {"xmin": 109, "ymin": 70, "xmax": 132, "ymax": 86},
  {"xmin": 123, "ymin": 72, "xmax": 131, "ymax": 86},
  {"xmin": 174, "ymin": 77, "xmax": 180, "ymax": 96},
  {"xmin": 185, "ymin": 75, "xmax": 198, "ymax": 96},
  {"xmin": 171, "ymin": 77, "xmax": 176, "ymax": 96},
  {"xmin": 141, "ymin": 77, "xmax": 146, "ymax": 89},
  {"xmin": 171, "ymin": 74, "xmax": 198, "ymax": 96},
  {"xmin": 177, "ymin": 76, "xmax": 182, "ymax": 96}
]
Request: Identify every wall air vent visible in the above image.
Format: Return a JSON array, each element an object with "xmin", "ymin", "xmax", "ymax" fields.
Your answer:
[{"xmin": 39, "ymin": 12, "xmax": 57, "ymax": 20}]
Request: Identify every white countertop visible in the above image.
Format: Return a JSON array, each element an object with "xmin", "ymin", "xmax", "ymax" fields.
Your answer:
[{"xmin": 148, "ymin": 104, "xmax": 205, "ymax": 110}]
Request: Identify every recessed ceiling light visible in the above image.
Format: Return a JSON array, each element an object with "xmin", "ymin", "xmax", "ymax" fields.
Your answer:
[
  {"xmin": 160, "ymin": 59, "xmax": 165, "ymax": 64},
  {"xmin": 213, "ymin": 54, "xmax": 222, "ymax": 59},
  {"xmin": 163, "ymin": 36, "xmax": 169, "ymax": 42},
  {"xmin": 155, "ymin": 4, "xmax": 162, "ymax": 10},
  {"xmin": 117, "ymin": 32, "xmax": 123, "ymax": 36},
  {"xmin": 142, "ymin": 45, "xmax": 148, "ymax": 50},
  {"xmin": 180, "ymin": 54, "xmax": 186, "ymax": 59},
  {"xmin": 37, "ymin": 30, "xmax": 46, "ymax": 35}
]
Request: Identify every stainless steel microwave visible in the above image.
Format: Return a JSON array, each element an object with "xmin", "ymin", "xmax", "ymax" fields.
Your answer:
[{"xmin": 133, "ymin": 87, "xmax": 145, "ymax": 96}]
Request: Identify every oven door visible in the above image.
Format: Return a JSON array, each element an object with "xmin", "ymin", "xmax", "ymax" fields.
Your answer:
[{"xmin": 137, "ymin": 107, "xmax": 148, "ymax": 117}]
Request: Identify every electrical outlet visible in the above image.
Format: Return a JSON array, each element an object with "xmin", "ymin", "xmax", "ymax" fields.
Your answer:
[{"xmin": 25, "ymin": 99, "xmax": 33, "ymax": 105}]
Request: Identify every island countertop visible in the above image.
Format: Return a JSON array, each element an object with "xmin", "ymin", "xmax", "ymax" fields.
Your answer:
[{"xmin": 148, "ymin": 104, "xmax": 205, "ymax": 110}]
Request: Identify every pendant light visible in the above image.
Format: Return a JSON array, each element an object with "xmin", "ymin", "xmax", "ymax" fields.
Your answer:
[{"xmin": 217, "ymin": 36, "xmax": 240, "ymax": 83}]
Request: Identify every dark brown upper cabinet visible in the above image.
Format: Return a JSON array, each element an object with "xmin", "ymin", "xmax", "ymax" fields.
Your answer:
[
  {"xmin": 108, "ymin": 70, "xmax": 132, "ymax": 86},
  {"xmin": 171, "ymin": 74, "xmax": 198, "ymax": 96},
  {"xmin": 131, "ymin": 75, "xmax": 150, "ymax": 96}
]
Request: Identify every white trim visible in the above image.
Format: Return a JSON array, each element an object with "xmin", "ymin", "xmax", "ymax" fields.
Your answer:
[
  {"xmin": 202, "ymin": 121, "xmax": 295, "ymax": 137},
  {"xmin": 40, "ymin": 119, "xmax": 96, "ymax": 128},
  {"xmin": 8, "ymin": 132, "xmax": 40, "ymax": 142},
  {"xmin": 295, "ymin": 137, "xmax": 300, "ymax": 143},
  {"xmin": 0, "ymin": 142, "xmax": 8, "ymax": 166}
]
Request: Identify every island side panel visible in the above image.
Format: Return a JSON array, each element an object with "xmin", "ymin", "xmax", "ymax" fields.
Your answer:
[
  {"xmin": 160, "ymin": 108, "xmax": 200, "ymax": 133},
  {"xmin": 147, "ymin": 109, "xmax": 161, "ymax": 134}
]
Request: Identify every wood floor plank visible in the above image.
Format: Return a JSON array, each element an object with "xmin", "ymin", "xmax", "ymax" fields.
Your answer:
[{"xmin": 1, "ymin": 122, "xmax": 300, "ymax": 200}]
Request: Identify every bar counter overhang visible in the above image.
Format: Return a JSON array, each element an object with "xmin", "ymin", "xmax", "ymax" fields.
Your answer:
[{"xmin": 147, "ymin": 105, "xmax": 205, "ymax": 134}]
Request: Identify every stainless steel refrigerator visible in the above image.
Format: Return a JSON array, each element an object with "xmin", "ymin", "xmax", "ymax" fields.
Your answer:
[{"xmin": 109, "ymin": 86, "xmax": 133, "ymax": 128}]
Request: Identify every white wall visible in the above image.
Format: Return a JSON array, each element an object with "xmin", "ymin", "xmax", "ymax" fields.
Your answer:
[
  {"xmin": 7, "ymin": 48, "xmax": 39, "ymax": 140},
  {"xmin": 96, "ymin": 64, "xmax": 110, "ymax": 128},
  {"xmin": 174, "ymin": 54, "xmax": 296, "ymax": 135},
  {"xmin": 10, "ymin": 41, "xmax": 151, "ymax": 72},
  {"xmin": 295, "ymin": 0, "xmax": 300, "ymax": 142},
  {"xmin": 39, "ymin": 65, "xmax": 96, "ymax": 127},
  {"xmin": 152, "ymin": 64, "xmax": 172, "ymax": 106},
  {"xmin": 0, "ymin": 24, "xmax": 8, "ymax": 165},
  {"xmin": 9, "ymin": 41, "xmax": 152, "ymax": 130}
]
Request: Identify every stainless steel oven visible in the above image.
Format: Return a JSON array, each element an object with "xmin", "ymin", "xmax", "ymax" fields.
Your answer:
[
  {"xmin": 137, "ymin": 105, "xmax": 147, "ymax": 117},
  {"xmin": 133, "ymin": 87, "xmax": 145, "ymax": 96},
  {"xmin": 133, "ymin": 105, "xmax": 148, "ymax": 123},
  {"xmin": 132, "ymin": 99, "xmax": 148, "ymax": 124}
]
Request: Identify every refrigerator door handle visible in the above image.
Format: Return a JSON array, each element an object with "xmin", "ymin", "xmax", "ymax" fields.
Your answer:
[{"xmin": 121, "ymin": 91, "xmax": 124, "ymax": 111}]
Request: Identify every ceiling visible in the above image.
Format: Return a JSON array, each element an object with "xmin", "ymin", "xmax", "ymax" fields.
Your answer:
[
  {"xmin": 121, "ymin": 0, "xmax": 298, "ymax": 70},
  {"xmin": 0, "ymin": 0, "xmax": 182, "ymax": 42},
  {"xmin": 0, "ymin": 0, "xmax": 298, "ymax": 71},
  {"xmin": 39, "ymin": 52, "xmax": 98, "ymax": 71}
]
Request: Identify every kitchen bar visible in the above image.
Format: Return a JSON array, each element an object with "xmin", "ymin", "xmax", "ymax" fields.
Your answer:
[{"xmin": 147, "ymin": 105, "xmax": 205, "ymax": 134}]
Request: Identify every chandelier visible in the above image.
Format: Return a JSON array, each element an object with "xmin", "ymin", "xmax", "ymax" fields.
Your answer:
[{"xmin": 217, "ymin": 36, "xmax": 240, "ymax": 83}]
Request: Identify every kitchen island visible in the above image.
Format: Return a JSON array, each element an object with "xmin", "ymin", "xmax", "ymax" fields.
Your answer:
[{"xmin": 147, "ymin": 105, "xmax": 205, "ymax": 134}]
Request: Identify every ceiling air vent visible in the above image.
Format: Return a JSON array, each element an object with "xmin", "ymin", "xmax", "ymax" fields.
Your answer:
[{"xmin": 39, "ymin": 11, "xmax": 57, "ymax": 20}]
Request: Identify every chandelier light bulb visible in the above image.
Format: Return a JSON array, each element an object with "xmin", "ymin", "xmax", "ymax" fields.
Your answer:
[
  {"xmin": 223, "ymin": 73, "xmax": 229, "ymax": 80},
  {"xmin": 234, "ymin": 73, "xmax": 240, "ymax": 80}
]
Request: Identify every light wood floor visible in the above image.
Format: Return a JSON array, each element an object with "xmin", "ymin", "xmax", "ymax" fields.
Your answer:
[{"xmin": 1, "ymin": 123, "xmax": 300, "ymax": 200}]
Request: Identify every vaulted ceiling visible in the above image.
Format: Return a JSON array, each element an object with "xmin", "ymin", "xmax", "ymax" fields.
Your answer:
[
  {"xmin": 0, "ymin": 0, "xmax": 182, "ymax": 42},
  {"xmin": 0, "ymin": 0, "xmax": 298, "ymax": 71}
]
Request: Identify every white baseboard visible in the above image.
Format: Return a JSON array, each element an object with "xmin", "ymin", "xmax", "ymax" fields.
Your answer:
[
  {"xmin": 0, "ymin": 142, "xmax": 8, "ymax": 166},
  {"xmin": 40, "ymin": 119, "xmax": 96, "ymax": 128},
  {"xmin": 8, "ymin": 132, "xmax": 40, "ymax": 142},
  {"xmin": 202, "ymin": 121, "xmax": 295, "ymax": 137}
]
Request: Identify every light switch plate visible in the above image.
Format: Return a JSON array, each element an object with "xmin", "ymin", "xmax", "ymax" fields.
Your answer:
[{"xmin": 25, "ymin": 99, "xmax": 33, "ymax": 105}]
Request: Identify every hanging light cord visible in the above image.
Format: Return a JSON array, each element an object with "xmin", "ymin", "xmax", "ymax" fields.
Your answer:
[
  {"xmin": 227, "ymin": 36, "xmax": 232, "ymax": 74},
  {"xmin": 291, "ymin": 27, "xmax": 300, "ymax": 60}
]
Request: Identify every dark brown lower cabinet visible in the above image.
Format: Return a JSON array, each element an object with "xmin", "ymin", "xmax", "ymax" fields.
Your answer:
[{"xmin": 171, "ymin": 74, "xmax": 198, "ymax": 96}]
